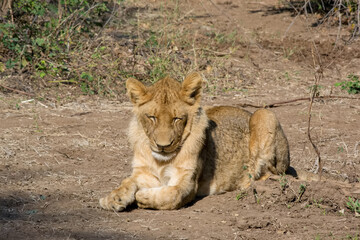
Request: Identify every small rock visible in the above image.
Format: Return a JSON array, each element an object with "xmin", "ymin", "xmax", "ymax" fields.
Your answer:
[{"xmin": 339, "ymin": 209, "xmax": 345, "ymax": 215}]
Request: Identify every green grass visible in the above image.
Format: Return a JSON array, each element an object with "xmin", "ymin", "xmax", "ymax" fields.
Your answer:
[
  {"xmin": 335, "ymin": 74, "xmax": 360, "ymax": 94},
  {"xmin": 278, "ymin": 174, "xmax": 288, "ymax": 191},
  {"xmin": 346, "ymin": 197, "xmax": 360, "ymax": 214},
  {"xmin": 236, "ymin": 191, "xmax": 248, "ymax": 200}
]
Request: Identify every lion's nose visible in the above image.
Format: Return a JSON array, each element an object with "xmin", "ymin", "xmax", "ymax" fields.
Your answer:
[{"xmin": 155, "ymin": 139, "xmax": 174, "ymax": 149}]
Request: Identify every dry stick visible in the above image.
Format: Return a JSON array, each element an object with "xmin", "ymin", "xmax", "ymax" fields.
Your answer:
[
  {"xmin": 299, "ymin": 0, "xmax": 347, "ymax": 179},
  {"xmin": 283, "ymin": 0, "xmax": 306, "ymax": 38},
  {"xmin": 70, "ymin": 3, "xmax": 103, "ymax": 38},
  {"xmin": 50, "ymin": 8, "xmax": 82, "ymax": 37},
  {"xmin": 285, "ymin": 0, "xmax": 325, "ymax": 178},
  {"xmin": 192, "ymin": 31, "xmax": 198, "ymax": 68},
  {"xmin": 237, "ymin": 95, "xmax": 360, "ymax": 108},
  {"xmin": 58, "ymin": 0, "xmax": 62, "ymax": 21},
  {"xmin": 357, "ymin": 0, "xmax": 360, "ymax": 37},
  {"xmin": 335, "ymin": 0, "xmax": 342, "ymax": 45},
  {"xmin": 96, "ymin": 3, "xmax": 118, "ymax": 37},
  {"xmin": 92, "ymin": 3, "xmax": 120, "ymax": 51},
  {"xmin": 0, "ymin": 84, "xmax": 35, "ymax": 97},
  {"xmin": 308, "ymin": 44, "xmax": 323, "ymax": 178},
  {"xmin": 348, "ymin": 0, "xmax": 360, "ymax": 41},
  {"xmin": 9, "ymin": 0, "xmax": 13, "ymax": 23}
]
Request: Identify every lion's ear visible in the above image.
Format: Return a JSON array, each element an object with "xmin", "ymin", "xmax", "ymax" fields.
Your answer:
[
  {"xmin": 181, "ymin": 72, "xmax": 203, "ymax": 105},
  {"xmin": 126, "ymin": 78, "xmax": 148, "ymax": 105}
]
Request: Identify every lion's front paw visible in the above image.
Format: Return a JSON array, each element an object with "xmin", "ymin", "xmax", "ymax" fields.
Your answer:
[
  {"xmin": 135, "ymin": 187, "xmax": 179, "ymax": 210},
  {"xmin": 135, "ymin": 188, "xmax": 152, "ymax": 209},
  {"xmin": 99, "ymin": 191, "xmax": 128, "ymax": 212}
]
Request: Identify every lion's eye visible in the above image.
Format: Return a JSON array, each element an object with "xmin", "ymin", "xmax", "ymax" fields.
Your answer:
[
  {"xmin": 146, "ymin": 115, "xmax": 156, "ymax": 122},
  {"xmin": 173, "ymin": 117, "xmax": 183, "ymax": 123}
]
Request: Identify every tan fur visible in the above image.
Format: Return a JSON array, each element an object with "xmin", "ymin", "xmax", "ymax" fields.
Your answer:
[{"xmin": 99, "ymin": 73, "xmax": 290, "ymax": 211}]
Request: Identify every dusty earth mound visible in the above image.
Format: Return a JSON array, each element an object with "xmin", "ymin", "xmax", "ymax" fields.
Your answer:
[{"xmin": 1, "ymin": 0, "xmax": 360, "ymax": 239}]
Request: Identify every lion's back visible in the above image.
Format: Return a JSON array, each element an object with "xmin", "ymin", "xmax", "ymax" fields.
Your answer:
[{"xmin": 197, "ymin": 106, "xmax": 253, "ymax": 195}]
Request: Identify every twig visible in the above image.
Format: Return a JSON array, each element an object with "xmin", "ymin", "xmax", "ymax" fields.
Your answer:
[
  {"xmin": 96, "ymin": 2, "xmax": 119, "ymax": 37},
  {"xmin": 237, "ymin": 95, "xmax": 360, "ymax": 108},
  {"xmin": 196, "ymin": 47, "xmax": 235, "ymax": 56},
  {"xmin": 69, "ymin": 3, "xmax": 103, "ymax": 39},
  {"xmin": 50, "ymin": 7, "xmax": 84, "ymax": 38},
  {"xmin": 358, "ymin": 0, "xmax": 360, "ymax": 36},
  {"xmin": 58, "ymin": 0, "xmax": 62, "ymax": 21},
  {"xmin": 283, "ymin": 0, "xmax": 305, "ymax": 39},
  {"xmin": 174, "ymin": 9, "xmax": 194, "ymax": 23},
  {"xmin": 9, "ymin": 0, "xmax": 13, "ymax": 23},
  {"xmin": 308, "ymin": 43, "xmax": 323, "ymax": 178},
  {"xmin": 0, "ymin": 84, "xmax": 35, "ymax": 96},
  {"xmin": 335, "ymin": 0, "xmax": 342, "ymax": 46},
  {"xmin": 192, "ymin": 31, "xmax": 198, "ymax": 68},
  {"xmin": 131, "ymin": 37, "xmax": 137, "ymax": 72}
]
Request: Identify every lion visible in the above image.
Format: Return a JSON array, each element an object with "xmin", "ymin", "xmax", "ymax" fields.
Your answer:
[{"xmin": 99, "ymin": 72, "xmax": 290, "ymax": 211}]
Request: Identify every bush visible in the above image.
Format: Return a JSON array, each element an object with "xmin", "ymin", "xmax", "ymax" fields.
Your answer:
[
  {"xmin": 335, "ymin": 74, "xmax": 360, "ymax": 94},
  {"xmin": 283, "ymin": 0, "xmax": 360, "ymax": 38},
  {"xmin": 0, "ymin": 0, "xmax": 115, "ymax": 95}
]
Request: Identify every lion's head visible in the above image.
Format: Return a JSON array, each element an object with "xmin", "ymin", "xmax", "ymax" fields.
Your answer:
[{"xmin": 126, "ymin": 73, "xmax": 203, "ymax": 161}]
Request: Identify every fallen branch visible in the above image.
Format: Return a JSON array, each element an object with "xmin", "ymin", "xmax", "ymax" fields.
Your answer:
[
  {"xmin": 0, "ymin": 84, "xmax": 35, "ymax": 97},
  {"xmin": 237, "ymin": 95, "xmax": 360, "ymax": 108}
]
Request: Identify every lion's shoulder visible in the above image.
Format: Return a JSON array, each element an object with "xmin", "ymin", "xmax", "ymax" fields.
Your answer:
[
  {"xmin": 205, "ymin": 106, "xmax": 251, "ymax": 119},
  {"xmin": 204, "ymin": 106, "xmax": 251, "ymax": 131}
]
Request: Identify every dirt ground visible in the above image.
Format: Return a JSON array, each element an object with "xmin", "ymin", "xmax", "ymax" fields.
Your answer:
[{"xmin": 1, "ymin": 0, "xmax": 360, "ymax": 239}]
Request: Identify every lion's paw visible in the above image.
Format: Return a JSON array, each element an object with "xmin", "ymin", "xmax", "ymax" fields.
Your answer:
[
  {"xmin": 135, "ymin": 188, "xmax": 153, "ymax": 209},
  {"xmin": 99, "ymin": 191, "xmax": 129, "ymax": 212}
]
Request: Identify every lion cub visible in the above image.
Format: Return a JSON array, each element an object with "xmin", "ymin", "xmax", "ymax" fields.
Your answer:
[{"xmin": 99, "ymin": 72, "xmax": 290, "ymax": 211}]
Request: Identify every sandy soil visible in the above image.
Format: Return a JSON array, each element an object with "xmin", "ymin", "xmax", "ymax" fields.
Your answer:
[{"xmin": 1, "ymin": 0, "xmax": 360, "ymax": 239}]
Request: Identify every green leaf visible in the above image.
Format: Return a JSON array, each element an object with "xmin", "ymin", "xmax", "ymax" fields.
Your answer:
[
  {"xmin": 5, "ymin": 59, "xmax": 17, "ymax": 69},
  {"xmin": 81, "ymin": 72, "xmax": 94, "ymax": 81},
  {"xmin": 38, "ymin": 71, "xmax": 46, "ymax": 78},
  {"xmin": 35, "ymin": 38, "xmax": 45, "ymax": 46},
  {"xmin": 0, "ymin": 62, "xmax": 5, "ymax": 72},
  {"xmin": 21, "ymin": 57, "xmax": 29, "ymax": 68}
]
